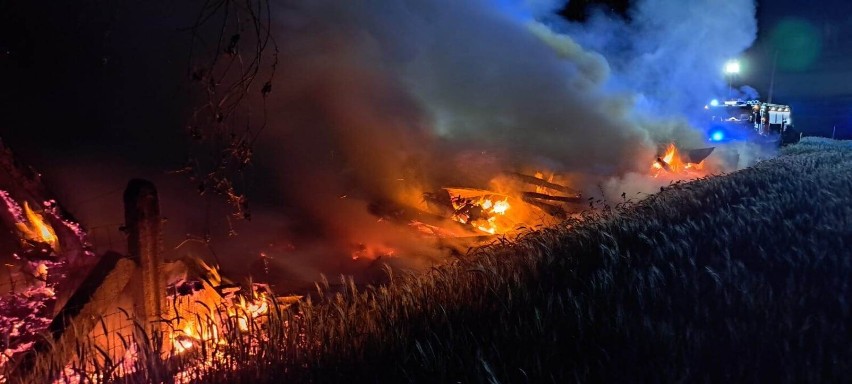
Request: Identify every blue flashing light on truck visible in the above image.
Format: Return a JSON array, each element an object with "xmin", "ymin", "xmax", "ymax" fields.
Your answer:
[{"xmin": 703, "ymin": 99, "xmax": 793, "ymax": 143}]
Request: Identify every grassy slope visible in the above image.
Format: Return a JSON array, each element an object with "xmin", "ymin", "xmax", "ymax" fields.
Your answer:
[
  {"xmin": 280, "ymin": 137, "xmax": 851, "ymax": 383},
  {"xmin": 29, "ymin": 138, "xmax": 849, "ymax": 383}
]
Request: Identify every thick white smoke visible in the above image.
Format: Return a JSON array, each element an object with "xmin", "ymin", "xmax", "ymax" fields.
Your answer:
[
  {"xmin": 232, "ymin": 0, "xmax": 764, "ymax": 286},
  {"xmin": 553, "ymin": 0, "xmax": 758, "ymax": 117}
]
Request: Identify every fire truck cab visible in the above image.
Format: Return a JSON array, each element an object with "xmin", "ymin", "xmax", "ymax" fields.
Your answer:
[
  {"xmin": 754, "ymin": 102, "xmax": 792, "ymax": 135},
  {"xmin": 704, "ymin": 99, "xmax": 792, "ymax": 142}
]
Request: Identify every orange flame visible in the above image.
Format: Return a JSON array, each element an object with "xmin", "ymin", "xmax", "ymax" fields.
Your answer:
[
  {"xmin": 490, "ymin": 199, "xmax": 511, "ymax": 215},
  {"xmin": 171, "ymin": 325, "xmax": 197, "ymax": 354},
  {"xmin": 16, "ymin": 201, "xmax": 59, "ymax": 251},
  {"xmin": 224, "ymin": 291, "xmax": 271, "ymax": 332},
  {"xmin": 450, "ymin": 195, "xmax": 512, "ymax": 235},
  {"xmin": 171, "ymin": 316, "xmax": 223, "ymax": 355},
  {"xmin": 650, "ymin": 143, "xmax": 707, "ymax": 178},
  {"xmin": 170, "ymin": 290, "xmax": 272, "ymax": 355}
]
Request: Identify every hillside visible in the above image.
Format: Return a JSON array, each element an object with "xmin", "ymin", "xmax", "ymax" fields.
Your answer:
[{"xmin": 23, "ymin": 137, "xmax": 852, "ymax": 383}]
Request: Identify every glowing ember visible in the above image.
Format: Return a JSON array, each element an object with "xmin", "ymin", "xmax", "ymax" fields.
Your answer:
[
  {"xmin": 351, "ymin": 244, "xmax": 396, "ymax": 260},
  {"xmin": 231, "ymin": 292, "xmax": 270, "ymax": 331},
  {"xmin": 491, "ymin": 199, "xmax": 510, "ymax": 215},
  {"xmin": 448, "ymin": 193, "xmax": 512, "ymax": 235},
  {"xmin": 15, "ymin": 201, "xmax": 60, "ymax": 251},
  {"xmin": 172, "ymin": 327, "xmax": 196, "ymax": 354}
]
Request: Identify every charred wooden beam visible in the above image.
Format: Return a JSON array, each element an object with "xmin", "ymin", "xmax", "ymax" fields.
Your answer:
[
  {"xmin": 656, "ymin": 157, "xmax": 673, "ymax": 172},
  {"xmin": 124, "ymin": 179, "xmax": 164, "ymax": 331},
  {"xmin": 422, "ymin": 190, "xmax": 455, "ymax": 217},
  {"xmin": 521, "ymin": 195, "xmax": 567, "ymax": 219},
  {"xmin": 506, "ymin": 172, "xmax": 580, "ymax": 197},
  {"xmin": 521, "ymin": 191, "xmax": 583, "ymax": 204},
  {"xmin": 683, "ymin": 147, "xmax": 715, "ymax": 164}
]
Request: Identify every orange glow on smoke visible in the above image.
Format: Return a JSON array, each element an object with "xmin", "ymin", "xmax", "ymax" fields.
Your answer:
[{"xmin": 351, "ymin": 244, "xmax": 396, "ymax": 260}]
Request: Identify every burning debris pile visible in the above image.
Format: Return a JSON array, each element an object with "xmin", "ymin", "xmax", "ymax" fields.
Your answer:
[
  {"xmin": 0, "ymin": 146, "xmax": 298, "ymax": 383},
  {"xmin": 401, "ymin": 171, "xmax": 583, "ymax": 240},
  {"xmin": 364, "ymin": 143, "xmax": 722, "ymax": 262},
  {"xmin": 433, "ymin": 171, "xmax": 585, "ymax": 234},
  {"xmin": 162, "ymin": 263, "xmax": 301, "ymax": 384},
  {"xmin": 164, "ymin": 256, "xmax": 300, "ymax": 356}
]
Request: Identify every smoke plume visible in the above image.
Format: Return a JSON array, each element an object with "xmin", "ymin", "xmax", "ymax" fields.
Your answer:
[
  {"xmin": 251, "ymin": 0, "xmax": 759, "ymax": 263},
  {"xmin": 2, "ymin": 0, "xmax": 762, "ymax": 291}
]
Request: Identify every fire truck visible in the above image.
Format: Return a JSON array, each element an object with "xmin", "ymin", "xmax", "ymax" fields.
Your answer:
[{"xmin": 704, "ymin": 99, "xmax": 792, "ymax": 142}]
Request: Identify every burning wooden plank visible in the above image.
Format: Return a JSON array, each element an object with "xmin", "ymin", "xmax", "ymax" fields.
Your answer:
[
  {"xmin": 409, "ymin": 220, "xmax": 464, "ymax": 238},
  {"xmin": 521, "ymin": 191, "xmax": 583, "ymax": 204},
  {"xmin": 519, "ymin": 195, "xmax": 566, "ymax": 219},
  {"xmin": 505, "ymin": 172, "xmax": 581, "ymax": 197},
  {"xmin": 682, "ymin": 147, "xmax": 716, "ymax": 164},
  {"xmin": 655, "ymin": 157, "xmax": 673, "ymax": 173},
  {"xmin": 651, "ymin": 144, "xmax": 714, "ymax": 177}
]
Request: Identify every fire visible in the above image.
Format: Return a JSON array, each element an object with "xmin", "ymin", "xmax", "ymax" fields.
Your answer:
[
  {"xmin": 650, "ymin": 143, "xmax": 709, "ymax": 178},
  {"xmin": 491, "ymin": 199, "xmax": 511, "ymax": 215},
  {"xmin": 170, "ymin": 316, "xmax": 223, "ymax": 355},
  {"xmin": 651, "ymin": 143, "xmax": 681, "ymax": 174},
  {"xmin": 164, "ymin": 286, "xmax": 289, "ymax": 384},
  {"xmin": 449, "ymin": 193, "xmax": 512, "ymax": 235},
  {"xmin": 15, "ymin": 201, "xmax": 59, "ymax": 251},
  {"xmin": 351, "ymin": 244, "xmax": 396, "ymax": 260},
  {"xmin": 231, "ymin": 292, "xmax": 270, "ymax": 331},
  {"xmin": 172, "ymin": 325, "xmax": 197, "ymax": 354},
  {"xmin": 172, "ymin": 292, "xmax": 272, "ymax": 351}
]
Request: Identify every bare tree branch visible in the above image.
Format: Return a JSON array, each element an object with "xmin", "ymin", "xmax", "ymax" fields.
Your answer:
[{"xmin": 178, "ymin": 0, "xmax": 278, "ymax": 223}]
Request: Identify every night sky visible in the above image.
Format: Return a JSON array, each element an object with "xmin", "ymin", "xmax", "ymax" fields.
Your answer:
[
  {"xmin": 1, "ymin": 0, "xmax": 847, "ymax": 159},
  {"xmin": 747, "ymin": 0, "xmax": 852, "ymax": 138},
  {"xmin": 558, "ymin": 0, "xmax": 852, "ymax": 137}
]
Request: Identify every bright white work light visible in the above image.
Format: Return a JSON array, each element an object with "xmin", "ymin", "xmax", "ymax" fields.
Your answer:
[{"xmin": 725, "ymin": 60, "xmax": 741, "ymax": 74}]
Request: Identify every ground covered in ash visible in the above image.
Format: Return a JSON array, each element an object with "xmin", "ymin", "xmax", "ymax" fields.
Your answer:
[{"xmin": 277, "ymin": 137, "xmax": 851, "ymax": 383}]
